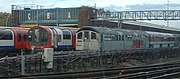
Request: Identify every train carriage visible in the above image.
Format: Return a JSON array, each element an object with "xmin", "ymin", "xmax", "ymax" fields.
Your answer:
[
  {"xmin": 145, "ymin": 31, "xmax": 175, "ymax": 48},
  {"xmin": 0, "ymin": 27, "xmax": 30, "ymax": 54},
  {"xmin": 115, "ymin": 29, "xmax": 142, "ymax": 50},
  {"xmin": 76, "ymin": 26, "xmax": 148, "ymax": 51},
  {"xmin": 130, "ymin": 30, "xmax": 149, "ymax": 48},
  {"xmin": 49, "ymin": 26, "xmax": 73, "ymax": 50},
  {"xmin": 76, "ymin": 26, "xmax": 177, "ymax": 51},
  {"xmin": 11, "ymin": 28, "xmax": 30, "ymax": 50},
  {"xmin": 174, "ymin": 34, "xmax": 180, "ymax": 47},
  {"xmin": 76, "ymin": 26, "xmax": 114, "ymax": 51},
  {"xmin": 27, "ymin": 26, "xmax": 79, "ymax": 50},
  {"xmin": 0, "ymin": 28, "xmax": 14, "ymax": 52}
]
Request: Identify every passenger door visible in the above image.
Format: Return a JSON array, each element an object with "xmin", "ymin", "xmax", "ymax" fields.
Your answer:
[
  {"xmin": 89, "ymin": 32, "xmax": 99, "ymax": 50},
  {"xmin": 51, "ymin": 29, "xmax": 58, "ymax": 48},
  {"xmin": 84, "ymin": 31, "xmax": 90, "ymax": 50},
  {"xmin": 21, "ymin": 30, "xmax": 28, "ymax": 49},
  {"xmin": 76, "ymin": 32, "xmax": 83, "ymax": 50},
  {"xmin": 14, "ymin": 29, "xmax": 23, "ymax": 49},
  {"xmin": 62, "ymin": 30, "xmax": 72, "ymax": 49}
]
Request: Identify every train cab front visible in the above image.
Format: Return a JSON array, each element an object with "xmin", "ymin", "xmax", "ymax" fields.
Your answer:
[{"xmin": 27, "ymin": 26, "xmax": 52, "ymax": 50}]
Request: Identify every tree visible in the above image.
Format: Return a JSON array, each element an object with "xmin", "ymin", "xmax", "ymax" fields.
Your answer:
[{"xmin": 0, "ymin": 12, "xmax": 10, "ymax": 26}]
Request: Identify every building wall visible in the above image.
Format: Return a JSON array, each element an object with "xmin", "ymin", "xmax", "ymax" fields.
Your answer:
[
  {"xmin": 78, "ymin": 7, "xmax": 97, "ymax": 28},
  {"xmin": 11, "ymin": 10, "xmax": 19, "ymax": 27}
]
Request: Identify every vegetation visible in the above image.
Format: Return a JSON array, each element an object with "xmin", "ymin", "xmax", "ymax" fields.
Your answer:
[{"xmin": 0, "ymin": 12, "xmax": 10, "ymax": 26}]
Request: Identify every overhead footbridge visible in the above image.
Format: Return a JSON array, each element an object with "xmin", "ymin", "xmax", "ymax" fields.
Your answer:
[{"xmin": 89, "ymin": 10, "xmax": 180, "ymax": 33}]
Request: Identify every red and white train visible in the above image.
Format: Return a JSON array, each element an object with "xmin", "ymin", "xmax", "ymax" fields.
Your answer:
[
  {"xmin": 0, "ymin": 27, "xmax": 31, "ymax": 54},
  {"xmin": 27, "ymin": 26, "xmax": 79, "ymax": 50}
]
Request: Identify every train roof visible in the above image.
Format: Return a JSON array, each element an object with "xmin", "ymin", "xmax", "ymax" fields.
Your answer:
[
  {"xmin": 77, "ymin": 26, "xmax": 118, "ymax": 35},
  {"xmin": 78, "ymin": 26, "xmax": 149, "ymax": 36},
  {"xmin": 145, "ymin": 31, "xmax": 174, "ymax": 37},
  {"xmin": 123, "ymin": 21, "xmax": 180, "ymax": 32}
]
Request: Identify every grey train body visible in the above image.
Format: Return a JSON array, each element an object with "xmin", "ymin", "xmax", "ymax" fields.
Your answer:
[{"xmin": 76, "ymin": 26, "xmax": 180, "ymax": 51}]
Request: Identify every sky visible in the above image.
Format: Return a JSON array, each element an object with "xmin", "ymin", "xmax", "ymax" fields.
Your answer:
[{"xmin": 0, "ymin": 0, "xmax": 180, "ymax": 28}]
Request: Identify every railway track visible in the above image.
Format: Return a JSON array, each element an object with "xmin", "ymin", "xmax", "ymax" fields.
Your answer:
[{"xmin": 5, "ymin": 62, "xmax": 180, "ymax": 79}]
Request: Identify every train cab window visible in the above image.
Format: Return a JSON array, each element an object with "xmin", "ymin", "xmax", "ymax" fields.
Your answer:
[
  {"xmin": 91, "ymin": 32, "xmax": 96, "ymax": 39},
  {"xmin": 77, "ymin": 32, "xmax": 82, "ymax": 39},
  {"xmin": 41, "ymin": 32, "xmax": 48, "ymax": 42},
  {"xmin": 0, "ymin": 31, "xmax": 12, "ymax": 40},
  {"xmin": 62, "ymin": 30, "xmax": 71, "ymax": 39},
  {"xmin": 17, "ymin": 31, "xmax": 21, "ymax": 41},
  {"xmin": 34, "ymin": 29, "xmax": 40, "ymax": 42}
]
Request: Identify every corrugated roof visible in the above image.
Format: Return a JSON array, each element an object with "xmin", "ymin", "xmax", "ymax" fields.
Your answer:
[
  {"xmin": 112, "ymin": 21, "xmax": 180, "ymax": 32},
  {"xmin": 77, "ymin": 26, "xmax": 118, "ymax": 35}
]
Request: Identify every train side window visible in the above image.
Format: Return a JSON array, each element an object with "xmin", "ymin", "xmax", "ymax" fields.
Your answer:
[
  {"xmin": 122, "ymin": 35, "xmax": 124, "ymax": 41},
  {"xmin": 115, "ymin": 35, "xmax": 118, "ymax": 41},
  {"xmin": 119, "ymin": 35, "xmax": 121, "ymax": 41},
  {"xmin": 77, "ymin": 32, "xmax": 82, "ymax": 39},
  {"xmin": 104, "ymin": 35, "xmax": 109, "ymax": 41},
  {"xmin": 0, "ymin": 31, "xmax": 13, "ymax": 40},
  {"xmin": 127, "ymin": 35, "xmax": 132, "ymax": 41},
  {"xmin": 58, "ymin": 35, "xmax": 61, "ymax": 42},
  {"xmin": 63, "ymin": 35, "xmax": 71, "ymax": 39},
  {"xmin": 17, "ymin": 31, "xmax": 21, "ymax": 41},
  {"xmin": 91, "ymin": 32, "xmax": 96, "ymax": 39},
  {"xmin": 63, "ymin": 31, "xmax": 71, "ymax": 39},
  {"xmin": 104, "ymin": 35, "xmax": 114, "ymax": 41},
  {"xmin": 111, "ymin": 35, "xmax": 116, "ymax": 41}
]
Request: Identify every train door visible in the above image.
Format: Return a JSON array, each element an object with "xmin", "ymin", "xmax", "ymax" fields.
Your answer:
[
  {"xmin": 76, "ymin": 31, "xmax": 83, "ymax": 50},
  {"xmin": 84, "ymin": 31, "xmax": 90, "ymax": 50},
  {"xmin": 51, "ymin": 28, "xmax": 58, "ymax": 48},
  {"xmin": 50, "ymin": 29, "xmax": 54, "ymax": 47},
  {"xmin": 89, "ymin": 31, "xmax": 99, "ymax": 50},
  {"xmin": 21, "ymin": 30, "xmax": 28, "ymax": 49},
  {"xmin": 55, "ymin": 28, "xmax": 63, "ymax": 49},
  {"xmin": 62, "ymin": 30, "xmax": 72, "ymax": 49},
  {"xmin": 13, "ymin": 29, "xmax": 23, "ymax": 49},
  {"xmin": 68, "ymin": 28, "xmax": 79, "ymax": 50},
  {"xmin": 116, "ymin": 31, "xmax": 124, "ymax": 50},
  {"xmin": 76, "ymin": 31, "xmax": 99, "ymax": 50}
]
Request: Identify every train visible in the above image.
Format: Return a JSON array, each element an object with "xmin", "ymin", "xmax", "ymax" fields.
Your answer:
[
  {"xmin": 76, "ymin": 26, "xmax": 180, "ymax": 51},
  {"xmin": 27, "ymin": 26, "xmax": 79, "ymax": 50},
  {"xmin": 0, "ymin": 27, "xmax": 31, "ymax": 54},
  {"xmin": 26, "ymin": 25, "xmax": 180, "ymax": 51}
]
